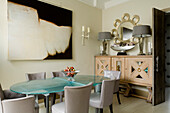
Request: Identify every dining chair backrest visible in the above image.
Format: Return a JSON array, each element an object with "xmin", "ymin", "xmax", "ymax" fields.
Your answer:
[
  {"xmin": 52, "ymin": 72, "xmax": 65, "ymax": 77},
  {"xmin": 0, "ymin": 84, "xmax": 4, "ymax": 100},
  {"xmin": 104, "ymin": 70, "xmax": 121, "ymax": 93},
  {"xmin": 104, "ymin": 70, "xmax": 121, "ymax": 80},
  {"xmin": 0, "ymin": 84, "xmax": 30, "ymax": 113},
  {"xmin": 64, "ymin": 82, "xmax": 93, "ymax": 113},
  {"xmin": 0, "ymin": 83, "xmax": 4, "ymax": 113},
  {"xmin": 25, "ymin": 72, "xmax": 46, "ymax": 108},
  {"xmin": 25, "ymin": 72, "xmax": 46, "ymax": 81},
  {"xmin": 100, "ymin": 79, "xmax": 116, "ymax": 108},
  {"xmin": 1, "ymin": 96, "xmax": 35, "ymax": 113}
]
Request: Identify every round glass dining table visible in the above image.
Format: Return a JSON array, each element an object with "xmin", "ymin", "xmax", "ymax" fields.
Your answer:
[{"xmin": 10, "ymin": 75, "xmax": 109, "ymax": 113}]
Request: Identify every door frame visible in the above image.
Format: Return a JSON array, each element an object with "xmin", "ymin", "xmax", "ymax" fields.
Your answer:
[{"xmin": 162, "ymin": 7, "xmax": 170, "ymax": 12}]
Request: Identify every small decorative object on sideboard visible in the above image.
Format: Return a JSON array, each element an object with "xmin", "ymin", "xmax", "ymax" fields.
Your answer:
[
  {"xmin": 147, "ymin": 42, "xmax": 152, "ymax": 55},
  {"xmin": 111, "ymin": 42, "xmax": 135, "ymax": 55},
  {"xmin": 62, "ymin": 66, "xmax": 79, "ymax": 81}
]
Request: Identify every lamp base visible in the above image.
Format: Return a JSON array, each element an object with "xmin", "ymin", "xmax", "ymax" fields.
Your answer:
[
  {"xmin": 99, "ymin": 40, "xmax": 108, "ymax": 55},
  {"xmin": 117, "ymin": 52, "xmax": 127, "ymax": 55},
  {"xmin": 100, "ymin": 51, "xmax": 108, "ymax": 56},
  {"xmin": 138, "ymin": 53, "xmax": 146, "ymax": 55},
  {"xmin": 100, "ymin": 53, "xmax": 108, "ymax": 56}
]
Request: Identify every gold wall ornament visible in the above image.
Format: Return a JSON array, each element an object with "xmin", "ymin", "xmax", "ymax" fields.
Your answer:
[
  {"xmin": 111, "ymin": 13, "xmax": 140, "ymax": 55},
  {"xmin": 112, "ymin": 13, "xmax": 140, "ymax": 45}
]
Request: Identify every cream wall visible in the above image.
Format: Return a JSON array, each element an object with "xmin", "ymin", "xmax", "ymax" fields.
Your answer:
[
  {"xmin": 102, "ymin": 0, "xmax": 170, "ymax": 55},
  {"xmin": 0, "ymin": 0, "xmax": 102, "ymax": 89}
]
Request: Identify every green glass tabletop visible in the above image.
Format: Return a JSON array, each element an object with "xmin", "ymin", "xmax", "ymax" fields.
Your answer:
[
  {"xmin": 10, "ymin": 75, "xmax": 109, "ymax": 95},
  {"xmin": 74, "ymin": 75, "xmax": 108, "ymax": 86}
]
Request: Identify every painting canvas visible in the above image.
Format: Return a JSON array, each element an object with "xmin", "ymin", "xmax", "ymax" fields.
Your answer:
[{"xmin": 8, "ymin": 0, "xmax": 72, "ymax": 60}]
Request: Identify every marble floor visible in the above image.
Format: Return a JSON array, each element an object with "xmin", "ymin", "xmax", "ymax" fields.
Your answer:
[{"xmin": 39, "ymin": 87, "xmax": 170, "ymax": 113}]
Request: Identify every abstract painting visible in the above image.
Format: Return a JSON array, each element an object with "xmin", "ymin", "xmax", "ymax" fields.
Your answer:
[{"xmin": 8, "ymin": 0, "xmax": 72, "ymax": 60}]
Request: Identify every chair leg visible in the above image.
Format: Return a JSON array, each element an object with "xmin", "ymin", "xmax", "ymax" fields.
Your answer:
[
  {"xmin": 100, "ymin": 108, "xmax": 103, "ymax": 113},
  {"xmin": 95, "ymin": 108, "xmax": 99, "ymax": 113},
  {"xmin": 50, "ymin": 93, "xmax": 56, "ymax": 105},
  {"xmin": 53, "ymin": 93, "xmax": 56, "ymax": 105},
  {"xmin": 117, "ymin": 92, "xmax": 121, "ymax": 104},
  {"xmin": 44, "ymin": 98, "xmax": 46, "ymax": 107},
  {"xmin": 35, "ymin": 102, "xmax": 39, "ymax": 113},
  {"xmin": 109, "ymin": 104, "xmax": 113, "ymax": 113},
  {"xmin": 59, "ymin": 93, "xmax": 63, "ymax": 102}
]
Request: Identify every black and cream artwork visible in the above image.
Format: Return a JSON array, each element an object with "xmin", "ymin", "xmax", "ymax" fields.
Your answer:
[{"xmin": 8, "ymin": 0, "xmax": 72, "ymax": 60}]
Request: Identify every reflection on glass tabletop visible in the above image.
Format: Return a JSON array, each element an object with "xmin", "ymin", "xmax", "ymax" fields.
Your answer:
[{"xmin": 10, "ymin": 75, "xmax": 110, "ymax": 95}]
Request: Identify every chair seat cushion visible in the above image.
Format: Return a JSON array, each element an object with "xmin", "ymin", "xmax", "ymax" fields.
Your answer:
[
  {"xmin": 89, "ymin": 93, "xmax": 101, "ymax": 108},
  {"xmin": 52, "ymin": 102, "xmax": 65, "ymax": 113}
]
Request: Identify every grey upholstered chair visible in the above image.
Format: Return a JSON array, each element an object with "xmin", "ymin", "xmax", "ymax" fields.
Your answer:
[
  {"xmin": 0, "ymin": 84, "xmax": 39, "ymax": 113},
  {"xmin": 52, "ymin": 71, "xmax": 65, "ymax": 78},
  {"xmin": 25, "ymin": 72, "xmax": 46, "ymax": 106},
  {"xmin": 89, "ymin": 80, "xmax": 116, "ymax": 113},
  {"xmin": 52, "ymin": 82, "xmax": 93, "ymax": 113},
  {"xmin": 1, "ymin": 96, "xmax": 38, "ymax": 113},
  {"xmin": 26, "ymin": 72, "xmax": 46, "ymax": 81},
  {"xmin": 104, "ymin": 70, "xmax": 121, "ymax": 104},
  {"xmin": 51, "ymin": 71, "xmax": 65, "ymax": 105}
]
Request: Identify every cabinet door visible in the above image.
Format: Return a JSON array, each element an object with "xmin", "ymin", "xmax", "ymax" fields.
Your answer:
[
  {"xmin": 126, "ymin": 58, "xmax": 152, "ymax": 86},
  {"xmin": 95, "ymin": 57, "xmax": 111, "ymax": 76},
  {"xmin": 112, "ymin": 57, "xmax": 125, "ymax": 81}
]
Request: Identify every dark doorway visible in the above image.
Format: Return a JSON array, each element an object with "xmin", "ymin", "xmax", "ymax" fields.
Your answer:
[{"xmin": 165, "ymin": 13, "xmax": 170, "ymax": 86}]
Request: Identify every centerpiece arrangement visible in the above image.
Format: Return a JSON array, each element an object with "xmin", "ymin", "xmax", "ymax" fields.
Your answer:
[
  {"xmin": 62, "ymin": 66, "xmax": 79, "ymax": 81},
  {"xmin": 111, "ymin": 42, "xmax": 135, "ymax": 55}
]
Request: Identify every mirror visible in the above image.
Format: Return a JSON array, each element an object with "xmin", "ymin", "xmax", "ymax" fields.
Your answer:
[
  {"xmin": 112, "ymin": 13, "xmax": 140, "ymax": 45},
  {"xmin": 111, "ymin": 13, "xmax": 140, "ymax": 55},
  {"xmin": 118, "ymin": 22, "xmax": 133, "ymax": 41}
]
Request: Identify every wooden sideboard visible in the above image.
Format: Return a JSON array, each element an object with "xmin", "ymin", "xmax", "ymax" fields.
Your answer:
[{"xmin": 95, "ymin": 55, "xmax": 153, "ymax": 102}]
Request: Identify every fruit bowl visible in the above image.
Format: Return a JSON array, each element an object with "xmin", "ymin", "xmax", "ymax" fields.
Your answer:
[
  {"xmin": 62, "ymin": 70, "xmax": 79, "ymax": 78},
  {"xmin": 62, "ymin": 67, "xmax": 79, "ymax": 81}
]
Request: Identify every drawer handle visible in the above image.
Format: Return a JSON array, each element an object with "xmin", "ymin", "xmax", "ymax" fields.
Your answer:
[
  {"xmin": 137, "ymin": 68, "xmax": 141, "ymax": 72},
  {"xmin": 156, "ymin": 56, "xmax": 159, "ymax": 72},
  {"xmin": 101, "ymin": 65, "xmax": 104, "ymax": 69}
]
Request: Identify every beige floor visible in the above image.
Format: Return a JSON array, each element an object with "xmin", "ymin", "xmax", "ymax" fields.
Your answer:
[{"xmin": 39, "ymin": 87, "xmax": 170, "ymax": 113}]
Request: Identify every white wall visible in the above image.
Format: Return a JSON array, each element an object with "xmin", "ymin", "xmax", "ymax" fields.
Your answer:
[
  {"xmin": 102, "ymin": 0, "xmax": 170, "ymax": 55},
  {"xmin": 0, "ymin": 0, "xmax": 102, "ymax": 89}
]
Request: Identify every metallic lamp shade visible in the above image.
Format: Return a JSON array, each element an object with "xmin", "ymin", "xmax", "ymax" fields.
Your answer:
[
  {"xmin": 132, "ymin": 25, "xmax": 152, "ymax": 38},
  {"xmin": 98, "ymin": 32, "xmax": 112, "ymax": 40}
]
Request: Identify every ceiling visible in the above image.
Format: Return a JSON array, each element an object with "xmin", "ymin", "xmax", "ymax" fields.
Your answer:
[{"xmin": 78, "ymin": 0, "xmax": 130, "ymax": 9}]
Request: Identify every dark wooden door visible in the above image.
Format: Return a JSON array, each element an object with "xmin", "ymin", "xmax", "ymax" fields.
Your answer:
[{"xmin": 153, "ymin": 8, "xmax": 165, "ymax": 105}]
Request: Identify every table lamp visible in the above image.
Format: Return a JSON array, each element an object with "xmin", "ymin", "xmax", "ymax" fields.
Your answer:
[
  {"xmin": 98, "ymin": 32, "xmax": 112, "ymax": 55},
  {"xmin": 132, "ymin": 25, "xmax": 151, "ymax": 55}
]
